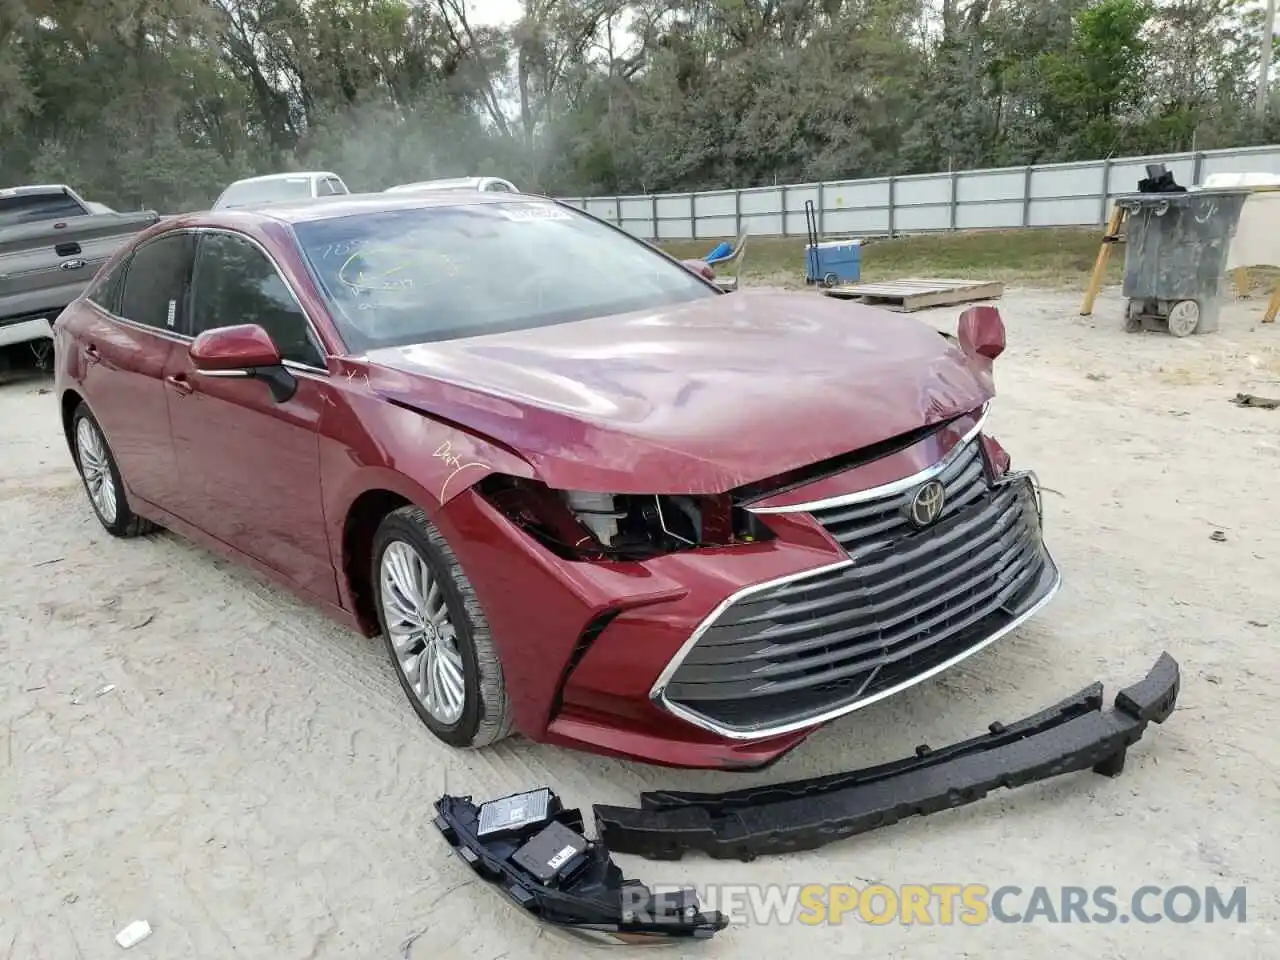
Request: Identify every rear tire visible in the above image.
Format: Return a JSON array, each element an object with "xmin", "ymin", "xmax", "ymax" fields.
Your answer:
[
  {"xmin": 70, "ymin": 403, "xmax": 157, "ymax": 538},
  {"xmin": 371, "ymin": 505, "xmax": 514, "ymax": 748}
]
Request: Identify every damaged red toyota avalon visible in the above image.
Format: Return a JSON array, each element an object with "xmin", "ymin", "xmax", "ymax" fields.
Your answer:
[{"xmin": 53, "ymin": 192, "xmax": 1060, "ymax": 769}]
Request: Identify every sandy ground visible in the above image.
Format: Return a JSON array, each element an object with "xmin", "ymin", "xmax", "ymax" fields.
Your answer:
[{"xmin": 2, "ymin": 286, "xmax": 1278, "ymax": 959}]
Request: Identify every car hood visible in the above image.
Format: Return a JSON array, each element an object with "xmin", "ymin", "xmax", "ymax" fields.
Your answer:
[{"xmin": 361, "ymin": 290, "xmax": 996, "ymax": 494}]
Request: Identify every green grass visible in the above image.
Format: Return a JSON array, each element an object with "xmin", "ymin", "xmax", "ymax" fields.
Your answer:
[{"xmin": 660, "ymin": 227, "xmax": 1119, "ymax": 290}]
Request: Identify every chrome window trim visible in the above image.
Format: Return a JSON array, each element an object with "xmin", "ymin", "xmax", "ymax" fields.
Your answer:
[
  {"xmin": 84, "ymin": 225, "xmax": 334, "ymax": 377},
  {"xmin": 84, "ymin": 300, "xmax": 332, "ymax": 378},
  {"xmin": 748, "ymin": 403, "xmax": 992, "ymax": 515},
  {"xmin": 648, "ymin": 472, "xmax": 1060, "ymax": 740}
]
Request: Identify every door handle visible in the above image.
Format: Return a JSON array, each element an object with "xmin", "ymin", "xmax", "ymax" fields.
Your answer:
[
  {"xmin": 165, "ymin": 373, "xmax": 194, "ymax": 395},
  {"xmin": 84, "ymin": 344, "xmax": 100, "ymax": 364}
]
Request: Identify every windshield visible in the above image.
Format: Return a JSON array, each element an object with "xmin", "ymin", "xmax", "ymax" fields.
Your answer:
[
  {"xmin": 217, "ymin": 177, "xmax": 314, "ymax": 208},
  {"xmin": 292, "ymin": 200, "xmax": 718, "ymax": 351},
  {"xmin": 0, "ymin": 192, "xmax": 89, "ymax": 228}
]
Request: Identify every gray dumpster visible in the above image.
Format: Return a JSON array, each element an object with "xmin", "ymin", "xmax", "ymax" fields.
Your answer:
[{"xmin": 1116, "ymin": 188, "xmax": 1250, "ymax": 336}]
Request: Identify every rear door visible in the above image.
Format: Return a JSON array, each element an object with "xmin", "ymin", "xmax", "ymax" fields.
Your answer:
[
  {"xmin": 164, "ymin": 229, "xmax": 338, "ymax": 601},
  {"xmin": 76, "ymin": 232, "xmax": 194, "ymax": 510}
]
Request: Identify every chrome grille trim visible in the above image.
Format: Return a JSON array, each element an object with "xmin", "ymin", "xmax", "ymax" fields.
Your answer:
[
  {"xmin": 649, "ymin": 471, "xmax": 1060, "ymax": 740},
  {"xmin": 748, "ymin": 402, "xmax": 990, "ymax": 515}
]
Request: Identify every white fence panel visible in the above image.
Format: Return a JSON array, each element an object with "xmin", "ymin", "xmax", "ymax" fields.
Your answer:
[{"xmin": 559, "ymin": 144, "xmax": 1280, "ymax": 240}]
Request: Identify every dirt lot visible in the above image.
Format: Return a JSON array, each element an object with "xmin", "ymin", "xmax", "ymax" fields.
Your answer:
[{"xmin": 2, "ymin": 287, "xmax": 1278, "ymax": 959}]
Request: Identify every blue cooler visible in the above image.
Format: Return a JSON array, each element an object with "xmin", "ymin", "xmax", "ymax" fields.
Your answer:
[{"xmin": 806, "ymin": 240, "xmax": 862, "ymax": 286}]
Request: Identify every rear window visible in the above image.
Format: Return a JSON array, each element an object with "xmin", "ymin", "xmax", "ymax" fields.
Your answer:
[
  {"xmin": 216, "ymin": 177, "xmax": 315, "ymax": 208},
  {"xmin": 0, "ymin": 192, "xmax": 89, "ymax": 228}
]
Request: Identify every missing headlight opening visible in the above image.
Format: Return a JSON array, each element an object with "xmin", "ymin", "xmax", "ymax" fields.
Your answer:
[{"xmin": 478, "ymin": 476, "xmax": 774, "ymax": 561}]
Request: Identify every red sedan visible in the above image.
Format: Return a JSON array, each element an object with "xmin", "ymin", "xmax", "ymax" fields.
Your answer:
[{"xmin": 52, "ymin": 192, "xmax": 1060, "ymax": 769}]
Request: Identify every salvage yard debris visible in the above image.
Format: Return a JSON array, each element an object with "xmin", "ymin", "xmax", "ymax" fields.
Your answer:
[
  {"xmin": 822, "ymin": 277, "xmax": 1005, "ymax": 312},
  {"xmin": 1230, "ymin": 392, "xmax": 1280, "ymax": 409},
  {"xmin": 114, "ymin": 920, "xmax": 152, "ymax": 949}
]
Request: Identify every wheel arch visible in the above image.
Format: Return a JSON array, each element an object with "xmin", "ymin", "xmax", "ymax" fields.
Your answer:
[
  {"xmin": 60, "ymin": 388, "xmax": 85, "ymax": 460},
  {"xmin": 341, "ymin": 486, "xmax": 414, "ymax": 636}
]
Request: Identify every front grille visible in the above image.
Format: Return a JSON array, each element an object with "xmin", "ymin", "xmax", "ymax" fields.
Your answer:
[
  {"xmin": 811, "ymin": 436, "xmax": 989, "ymax": 557},
  {"xmin": 660, "ymin": 460, "xmax": 1056, "ymax": 734}
]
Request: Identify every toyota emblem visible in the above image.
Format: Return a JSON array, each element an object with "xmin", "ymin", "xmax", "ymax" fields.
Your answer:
[{"xmin": 905, "ymin": 479, "xmax": 947, "ymax": 528}]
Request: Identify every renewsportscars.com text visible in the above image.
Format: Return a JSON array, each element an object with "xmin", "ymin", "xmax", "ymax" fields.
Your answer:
[{"xmin": 636, "ymin": 883, "xmax": 1247, "ymax": 927}]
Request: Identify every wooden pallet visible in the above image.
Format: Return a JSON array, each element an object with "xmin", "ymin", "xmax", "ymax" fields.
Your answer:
[{"xmin": 823, "ymin": 277, "xmax": 1004, "ymax": 312}]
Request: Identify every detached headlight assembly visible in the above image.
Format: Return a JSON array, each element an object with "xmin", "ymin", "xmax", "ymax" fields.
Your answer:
[{"xmin": 477, "ymin": 476, "xmax": 775, "ymax": 561}]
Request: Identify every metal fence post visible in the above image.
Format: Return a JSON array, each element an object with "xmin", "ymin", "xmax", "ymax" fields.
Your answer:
[
  {"xmin": 817, "ymin": 182, "xmax": 825, "ymax": 237},
  {"xmin": 888, "ymin": 177, "xmax": 896, "ymax": 237},
  {"xmin": 1099, "ymin": 159, "xmax": 1112, "ymax": 224},
  {"xmin": 780, "ymin": 185, "xmax": 788, "ymax": 237},
  {"xmin": 650, "ymin": 195, "xmax": 658, "ymax": 240},
  {"xmin": 1192, "ymin": 151, "xmax": 1205, "ymax": 185},
  {"xmin": 1021, "ymin": 166, "xmax": 1033, "ymax": 227},
  {"xmin": 688, "ymin": 194, "xmax": 695, "ymax": 239},
  {"xmin": 734, "ymin": 190, "xmax": 742, "ymax": 238},
  {"xmin": 614, "ymin": 197, "xmax": 622, "ymax": 228},
  {"xmin": 949, "ymin": 172, "xmax": 959, "ymax": 231}
]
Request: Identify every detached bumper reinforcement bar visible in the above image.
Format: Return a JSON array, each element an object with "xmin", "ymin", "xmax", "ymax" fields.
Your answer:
[{"xmin": 594, "ymin": 651, "xmax": 1180, "ymax": 862}]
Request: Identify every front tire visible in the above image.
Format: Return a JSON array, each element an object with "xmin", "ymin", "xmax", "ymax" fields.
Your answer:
[
  {"xmin": 371, "ymin": 505, "xmax": 514, "ymax": 748},
  {"xmin": 71, "ymin": 403, "xmax": 157, "ymax": 538}
]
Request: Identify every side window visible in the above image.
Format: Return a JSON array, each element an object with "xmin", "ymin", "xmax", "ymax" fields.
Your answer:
[
  {"xmin": 87, "ymin": 256, "xmax": 131, "ymax": 314},
  {"xmin": 190, "ymin": 232, "xmax": 325, "ymax": 368},
  {"xmin": 319, "ymin": 177, "xmax": 347, "ymax": 196},
  {"xmin": 118, "ymin": 234, "xmax": 195, "ymax": 330}
]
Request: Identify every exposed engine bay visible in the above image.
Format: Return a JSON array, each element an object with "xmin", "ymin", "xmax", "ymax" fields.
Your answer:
[{"xmin": 478, "ymin": 475, "xmax": 775, "ymax": 560}]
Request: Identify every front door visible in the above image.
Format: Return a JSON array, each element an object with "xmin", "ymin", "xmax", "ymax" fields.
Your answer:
[
  {"xmin": 164, "ymin": 229, "xmax": 338, "ymax": 602},
  {"xmin": 77, "ymin": 233, "xmax": 195, "ymax": 509}
]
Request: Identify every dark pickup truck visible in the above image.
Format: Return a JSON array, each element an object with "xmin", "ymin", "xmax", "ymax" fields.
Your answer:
[{"xmin": 0, "ymin": 184, "xmax": 159, "ymax": 367}]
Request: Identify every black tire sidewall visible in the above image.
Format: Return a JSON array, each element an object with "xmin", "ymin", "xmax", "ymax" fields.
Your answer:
[
  {"xmin": 71, "ymin": 404, "xmax": 133, "ymax": 536},
  {"xmin": 371, "ymin": 513, "xmax": 485, "ymax": 746}
]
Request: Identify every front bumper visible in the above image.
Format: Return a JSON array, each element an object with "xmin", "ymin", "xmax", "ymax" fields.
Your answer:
[
  {"xmin": 440, "ymin": 426, "xmax": 1059, "ymax": 769},
  {"xmin": 594, "ymin": 652, "xmax": 1180, "ymax": 861}
]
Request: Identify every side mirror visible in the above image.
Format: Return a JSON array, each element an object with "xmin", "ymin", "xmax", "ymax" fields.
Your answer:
[
  {"xmin": 189, "ymin": 324, "xmax": 296, "ymax": 403},
  {"xmin": 957, "ymin": 305, "xmax": 1006, "ymax": 361},
  {"xmin": 190, "ymin": 324, "xmax": 282, "ymax": 371}
]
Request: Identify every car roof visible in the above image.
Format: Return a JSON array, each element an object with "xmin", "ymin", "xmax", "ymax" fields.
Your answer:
[
  {"xmin": 225, "ymin": 172, "xmax": 341, "ymax": 186},
  {"xmin": 191, "ymin": 190, "xmax": 557, "ymax": 226},
  {"xmin": 387, "ymin": 177, "xmax": 514, "ymax": 192},
  {"xmin": 0, "ymin": 183, "xmax": 78, "ymax": 197}
]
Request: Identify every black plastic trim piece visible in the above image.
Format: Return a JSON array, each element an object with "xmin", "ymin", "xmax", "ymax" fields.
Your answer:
[
  {"xmin": 433, "ymin": 791, "xmax": 728, "ymax": 944},
  {"xmin": 595, "ymin": 652, "xmax": 1180, "ymax": 862}
]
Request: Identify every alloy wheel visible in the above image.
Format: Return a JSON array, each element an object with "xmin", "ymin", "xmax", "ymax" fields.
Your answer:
[
  {"xmin": 76, "ymin": 418, "xmax": 118, "ymax": 525},
  {"xmin": 379, "ymin": 540, "xmax": 466, "ymax": 724}
]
